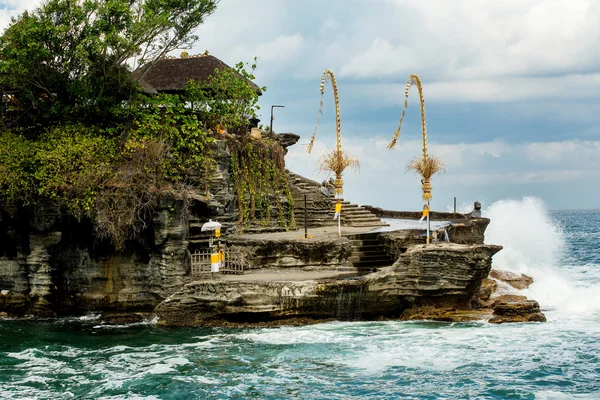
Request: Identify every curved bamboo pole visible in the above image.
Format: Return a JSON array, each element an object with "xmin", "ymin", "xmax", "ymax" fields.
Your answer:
[
  {"xmin": 306, "ymin": 70, "xmax": 357, "ymax": 236},
  {"xmin": 388, "ymin": 74, "xmax": 445, "ymax": 244},
  {"xmin": 387, "ymin": 74, "xmax": 428, "ymax": 162},
  {"xmin": 306, "ymin": 69, "xmax": 341, "ymax": 154}
]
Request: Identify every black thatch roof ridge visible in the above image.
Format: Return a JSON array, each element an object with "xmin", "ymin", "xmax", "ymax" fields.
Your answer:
[{"xmin": 132, "ymin": 54, "xmax": 262, "ymax": 95}]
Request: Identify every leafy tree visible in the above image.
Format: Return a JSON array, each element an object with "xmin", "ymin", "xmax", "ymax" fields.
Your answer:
[
  {"xmin": 0, "ymin": 0, "xmax": 218, "ymax": 130},
  {"xmin": 186, "ymin": 58, "xmax": 266, "ymax": 135}
]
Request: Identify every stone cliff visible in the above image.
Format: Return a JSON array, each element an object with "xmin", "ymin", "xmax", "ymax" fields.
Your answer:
[
  {"xmin": 0, "ymin": 136, "xmax": 298, "ymax": 317},
  {"xmin": 155, "ymin": 243, "xmax": 502, "ymax": 326},
  {"xmin": 0, "ymin": 133, "xmax": 533, "ymax": 325}
]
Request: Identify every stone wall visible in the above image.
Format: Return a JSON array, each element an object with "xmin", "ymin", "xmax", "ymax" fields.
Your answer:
[
  {"xmin": 227, "ymin": 236, "xmax": 353, "ymax": 270},
  {"xmin": 362, "ymin": 206, "xmax": 470, "ymax": 221}
]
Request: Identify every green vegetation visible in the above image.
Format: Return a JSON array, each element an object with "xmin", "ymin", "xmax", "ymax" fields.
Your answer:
[
  {"xmin": 229, "ymin": 138, "xmax": 295, "ymax": 230},
  {"xmin": 0, "ymin": 0, "xmax": 291, "ymax": 247},
  {"xmin": 0, "ymin": 0, "xmax": 218, "ymax": 128}
]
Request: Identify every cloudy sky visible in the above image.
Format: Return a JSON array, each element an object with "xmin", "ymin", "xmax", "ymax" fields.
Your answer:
[{"xmin": 2, "ymin": 0, "xmax": 600, "ymax": 211}]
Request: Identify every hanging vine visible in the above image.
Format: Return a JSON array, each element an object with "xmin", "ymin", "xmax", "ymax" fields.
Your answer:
[{"xmin": 228, "ymin": 137, "xmax": 295, "ymax": 229}]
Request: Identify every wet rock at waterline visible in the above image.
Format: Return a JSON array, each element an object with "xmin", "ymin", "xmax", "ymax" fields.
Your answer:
[
  {"xmin": 489, "ymin": 300, "xmax": 546, "ymax": 323},
  {"xmin": 490, "ymin": 269, "xmax": 534, "ymax": 290},
  {"xmin": 478, "ymin": 278, "xmax": 498, "ymax": 302}
]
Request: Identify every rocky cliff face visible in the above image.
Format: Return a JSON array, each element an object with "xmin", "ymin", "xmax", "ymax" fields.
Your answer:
[
  {"xmin": 227, "ymin": 235, "xmax": 353, "ymax": 270},
  {"xmin": 0, "ymin": 137, "xmax": 302, "ymax": 317},
  {"xmin": 0, "ymin": 196, "xmax": 192, "ymax": 317},
  {"xmin": 155, "ymin": 243, "xmax": 502, "ymax": 326}
]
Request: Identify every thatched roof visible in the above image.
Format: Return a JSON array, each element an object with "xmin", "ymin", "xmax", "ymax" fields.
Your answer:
[{"xmin": 132, "ymin": 55, "xmax": 262, "ymax": 95}]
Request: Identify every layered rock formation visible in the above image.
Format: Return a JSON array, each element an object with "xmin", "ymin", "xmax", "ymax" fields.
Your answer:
[
  {"xmin": 0, "ymin": 132, "xmax": 544, "ymax": 326},
  {"xmin": 0, "ymin": 196, "xmax": 192, "ymax": 317},
  {"xmin": 489, "ymin": 300, "xmax": 546, "ymax": 323},
  {"xmin": 0, "ymin": 136, "xmax": 344, "ymax": 317},
  {"xmin": 155, "ymin": 243, "xmax": 502, "ymax": 326},
  {"xmin": 227, "ymin": 235, "xmax": 353, "ymax": 270},
  {"xmin": 482, "ymin": 269, "xmax": 545, "ymax": 323}
]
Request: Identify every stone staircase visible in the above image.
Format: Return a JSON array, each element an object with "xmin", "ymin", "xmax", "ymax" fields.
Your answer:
[
  {"xmin": 331, "ymin": 199, "xmax": 388, "ymax": 228},
  {"xmin": 288, "ymin": 170, "xmax": 387, "ymax": 228},
  {"xmin": 345, "ymin": 232, "xmax": 396, "ymax": 271}
]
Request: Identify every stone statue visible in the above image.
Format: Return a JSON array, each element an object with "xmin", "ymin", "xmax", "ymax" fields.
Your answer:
[
  {"xmin": 320, "ymin": 179, "xmax": 336, "ymax": 197},
  {"xmin": 470, "ymin": 201, "xmax": 482, "ymax": 218}
]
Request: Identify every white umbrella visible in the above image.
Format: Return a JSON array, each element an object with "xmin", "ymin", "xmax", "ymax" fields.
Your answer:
[{"xmin": 201, "ymin": 219, "xmax": 222, "ymax": 232}]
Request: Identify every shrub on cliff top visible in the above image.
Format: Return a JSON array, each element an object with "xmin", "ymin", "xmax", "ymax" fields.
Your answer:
[{"xmin": 0, "ymin": 0, "xmax": 218, "ymax": 129}]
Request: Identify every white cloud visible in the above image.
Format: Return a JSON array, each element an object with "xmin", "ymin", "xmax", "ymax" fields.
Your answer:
[
  {"xmin": 345, "ymin": 73, "xmax": 600, "ymax": 105},
  {"xmin": 339, "ymin": 38, "xmax": 416, "ymax": 78},
  {"xmin": 285, "ymin": 137, "xmax": 600, "ymax": 210},
  {"xmin": 248, "ymin": 34, "xmax": 305, "ymax": 64},
  {"xmin": 525, "ymin": 140, "xmax": 600, "ymax": 164}
]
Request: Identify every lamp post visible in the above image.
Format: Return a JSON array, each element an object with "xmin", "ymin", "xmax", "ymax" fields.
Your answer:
[{"xmin": 270, "ymin": 105, "xmax": 285, "ymax": 133}]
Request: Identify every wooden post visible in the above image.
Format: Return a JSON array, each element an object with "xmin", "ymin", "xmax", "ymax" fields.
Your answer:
[
  {"xmin": 426, "ymin": 199, "xmax": 431, "ymax": 244},
  {"xmin": 304, "ymin": 194, "xmax": 308, "ymax": 239},
  {"xmin": 454, "ymin": 197, "xmax": 457, "ymax": 214}
]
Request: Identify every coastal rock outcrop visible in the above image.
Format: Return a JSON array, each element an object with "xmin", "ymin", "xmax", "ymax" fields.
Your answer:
[
  {"xmin": 489, "ymin": 269, "xmax": 534, "ymax": 290},
  {"xmin": 445, "ymin": 218, "xmax": 489, "ymax": 245},
  {"xmin": 227, "ymin": 235, "xmax": 353, "ymax": 270},
  {"xmin": 489, "ymin": 299, "xmax": 546, "ymax": 323},
  {"xmin": 155, "ymin": 243, "xmax": 503, "ymax": 326}
]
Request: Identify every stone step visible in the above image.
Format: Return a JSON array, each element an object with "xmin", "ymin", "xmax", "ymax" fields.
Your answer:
[
  {"xmin": 345, "ymin": 233, "xmax": 382, "ymax": 240},
  {"xmin": 351, "ymin": 259, "xmax": 395, "ymax": 268},
  {"xmin": 351, "ymin": 238, "xmax": 384, "ymax": 244},
  {"xmin": 343, "ymin": 217, "xmax": 386, "ymax": 223},
  {"xmin": 347, "ymin": 221, "xmax": 389, "ymax": 227},
  {"xmin": 350, "ymin": 250, "xmax": 393, "ymax": 258},
  {"xmin": 336, "ymin": 266, "xmax": 360, "ymax": 272},
  {"xmin": 349, "ymin": 253, "xmax": 394, "ymax": 261},
  {"xmin": 331, "ymin": 203, "xmax": 352, "ymax": 208},
  {"xmin": 343, "ymin": 217, "xmax": 383, "ymax": 223},
  {"xmin": 339, "ymin": 208, "xmax": 371, "ymax": 214},
  {"xmin": 352, "ymin": 245, "xmax": 386, "ymax": 253}
]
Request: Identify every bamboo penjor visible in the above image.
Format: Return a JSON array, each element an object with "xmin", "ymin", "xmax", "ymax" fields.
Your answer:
[
  {"xmin": 307, "ymin": 69, "xmax": 358, "ymax": 236},
  {"xmin": 388, "ymin": 74, "xmax": 444, "ymax": 243},
  {"xmin": 307, "ymin": 69, "xmax": 359, "ymax": 197},
  {"xmin": 387, "ymin": 74, "xmax": 444, "ymax": 201}
]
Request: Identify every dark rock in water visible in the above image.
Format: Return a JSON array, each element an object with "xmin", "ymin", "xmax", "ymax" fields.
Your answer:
[
  {"xmin": 490, "ymin": 269, "xmax": 534, "ymax": 290},
  {"xmin": 400, "ymin": 304, "xmax": 493, "ymax": 322},
  {"xmin": 489, "ymin": 299, "xmax": 546, "ymax": 323}
]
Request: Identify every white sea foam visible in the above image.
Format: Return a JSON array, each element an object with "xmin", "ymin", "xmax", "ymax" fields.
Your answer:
[
  {"xmin": 535, "ymin": 391, "xmax": 599, "ymax": 400},
  {"xmin": 234, "ymin": 323, "xmax": 360, "ymax": 345},
  {"xmin": 92, "ymin": 316, "xmax": 159, "ymax": 329},
  {"xmin": 173, "ymin": 375, "xmax": 220, "ymax": 385},
  {"xmin": 485, "ymin": 197, "xmax": 600, "ymax": 316}
]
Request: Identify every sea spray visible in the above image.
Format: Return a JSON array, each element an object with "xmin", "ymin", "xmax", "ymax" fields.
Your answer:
[
  {"xmin": 485, "ymin": 197, "xmax": 566, "ymax": 272},
  {"xmin": 484, "ymin": 197, "xmax": 600, "ymax": 315}
]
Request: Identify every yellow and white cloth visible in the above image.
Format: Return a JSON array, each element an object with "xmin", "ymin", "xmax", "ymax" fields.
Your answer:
[
  {"xmin": 419, "ymin": 205, "xmax": 429, "ymax": 222},
  {"xmin": 333, "ymin": 202, "xmax": 342, "ymax": 220}
]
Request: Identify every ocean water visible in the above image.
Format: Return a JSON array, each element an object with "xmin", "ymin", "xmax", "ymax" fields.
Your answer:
[{"xmin": 1, "ymin": 198, "xmax": 599, "ymax": 399}]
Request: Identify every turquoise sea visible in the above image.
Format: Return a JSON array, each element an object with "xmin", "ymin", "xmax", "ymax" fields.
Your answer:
[{"xmin": 1, "ymin": 198, "xmax": 599, "ymax": 399}]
